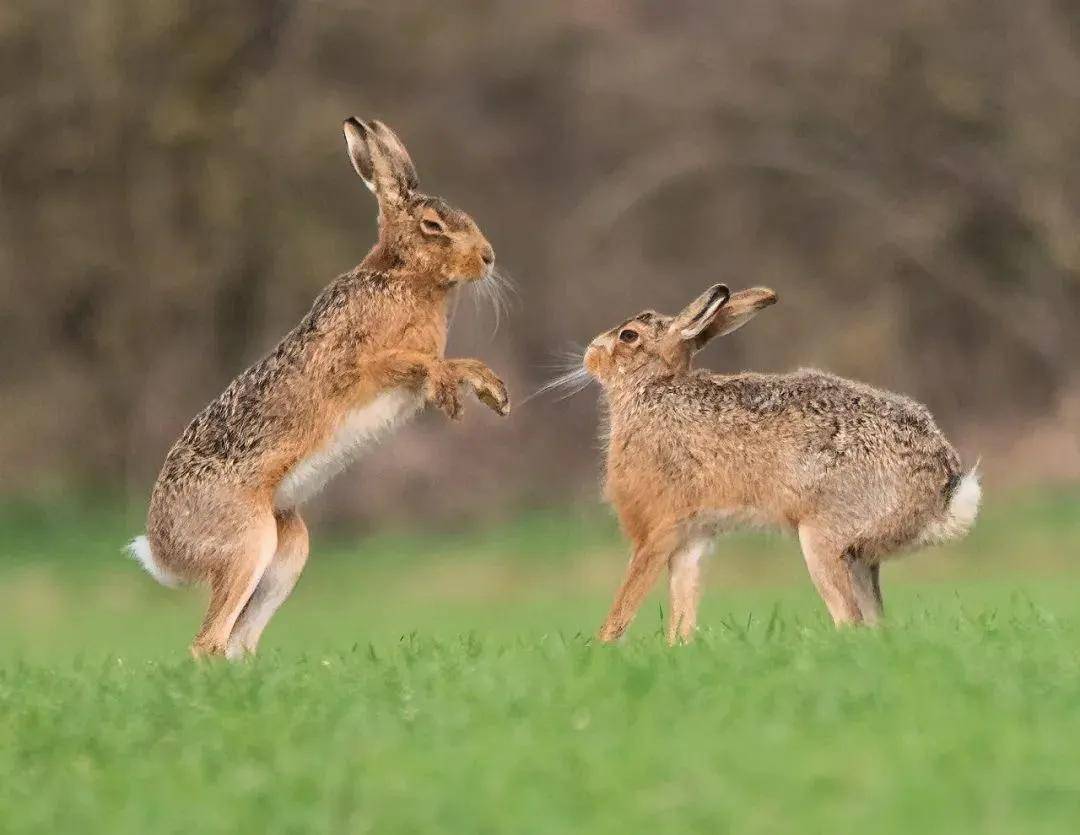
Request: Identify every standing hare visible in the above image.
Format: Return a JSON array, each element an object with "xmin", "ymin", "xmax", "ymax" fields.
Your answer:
[
  {"xmin": 129, "ymin": 118, "xmax": 510, "ymax": 658},
  {"xmin": 582, "ymin": 284, "xmax": 980, "ymax": 643}
]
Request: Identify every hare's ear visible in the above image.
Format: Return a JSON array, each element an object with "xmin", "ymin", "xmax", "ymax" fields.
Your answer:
[
  {"xmin": 669, "ymin": 285, "xmax": 777, "ymax": 351},
  {"xmin": 342, "ymin": 117, "xmax": 419, "ymax": 213},
  {"xmin": 702, "ymin": 287, "xmax": 778, "ymax": 341},
  {"xmin": 670, "ymin": 284, "xmax": 731, "ymax": 341}
]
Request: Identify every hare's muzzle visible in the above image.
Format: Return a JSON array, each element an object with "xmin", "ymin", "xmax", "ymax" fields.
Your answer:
[{"xmin": 583, "ymin": 341, "xmax": 607, "ymax": 376}]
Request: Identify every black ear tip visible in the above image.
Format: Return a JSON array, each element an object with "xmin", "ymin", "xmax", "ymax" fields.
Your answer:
[
  {"xmin": 343, "ymin": 117, "xmax": 368, "ymax": 137},
  {"xmin": 710, "ymin": 284, "xmax": 731, "ymax": 305}
]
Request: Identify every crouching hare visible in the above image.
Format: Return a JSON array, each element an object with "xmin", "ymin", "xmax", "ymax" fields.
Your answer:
[
  {"xmin": 585, "ymin": 285, "xmax": 980, "ymax": 644},
  {"xmin": 129, "ymin": 118, "xmax": 510, "ymax": 658}
]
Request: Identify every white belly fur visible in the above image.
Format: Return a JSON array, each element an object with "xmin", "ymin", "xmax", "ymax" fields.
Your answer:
[{"xmin": 274, "ymin": 388, "xmax": 422, "ymax": 509}]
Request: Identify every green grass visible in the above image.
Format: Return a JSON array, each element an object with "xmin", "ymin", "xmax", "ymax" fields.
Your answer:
[{"xmin": 2, "ymin": 488, "xmax": 1080, "ymax": 833}]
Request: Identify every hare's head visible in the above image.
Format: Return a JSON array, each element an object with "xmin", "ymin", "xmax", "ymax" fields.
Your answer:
[
  {"xmin": 584, "ymin": 284, "xmax": 778, "ymax": 386},
  {"xmin": 343, "ymin": 118, "xmax": 495, "ymax": 287}
]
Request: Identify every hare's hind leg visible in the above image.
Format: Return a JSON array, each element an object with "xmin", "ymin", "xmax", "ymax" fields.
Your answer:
[
  {"xmin": 599, "ymin": 530, "xmax": 679, "ymax": 643},
  {"xmin": 871, "ymin": 564, "xmax": 883, "ymax": 612},
  {"xmin": 798, "ymin": 524, "xmax": 863, "ymax": 627},
  {"xmin": 848, "ymin": 559, "xmax": 883, "ymax": 625},
  {"xmin": 191, "ymin": 512, "xmax": 278, "ymax": 658},
  {"xmin": 226, "ymin": 510, "xmax": 309, "ymax": 659},
  {"xmin": 667, "ymin": 537, "xmax": 711, "ymax": 645}
]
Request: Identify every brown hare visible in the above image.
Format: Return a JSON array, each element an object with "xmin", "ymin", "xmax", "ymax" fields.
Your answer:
[
  {"xmin": 579, "ymin": 284, "xmax": 980, "ymax": 644},
  {"xmin": 128, "ymin": 118, "xmax": 510, "ymax": 659}
]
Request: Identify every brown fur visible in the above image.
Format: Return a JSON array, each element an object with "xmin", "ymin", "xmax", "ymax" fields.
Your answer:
[
  {"xmin": 585, "ymin": 285, "xmax": 980, "ymax": 643},
  {"xmin": 136, "ymin": 119, "xmax": 509, "ymax": 658}
]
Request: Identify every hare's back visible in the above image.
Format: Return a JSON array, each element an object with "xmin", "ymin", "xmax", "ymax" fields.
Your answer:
[
  {"xmin": 156, "ymin": 278, "xmax": 376, "ymax": 484},
  {"xmin": 703, "ymin": 370, "xmax": 937, "ymax": 429},
  {"xmin": 696, "ymin": 369, "xmax": 959, "ymax": 470}
]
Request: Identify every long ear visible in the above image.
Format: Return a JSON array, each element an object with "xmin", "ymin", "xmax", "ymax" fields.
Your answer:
[
  {"xmin": 668, "ymin": 285, "xmax": 777, "ymax": 353},
  {"xmin": 342, "ymin": 117, "xmax": 419, "ymax": 213},
  {"xmin": 695, "ymin": 287, "xmax": 778, "ymax": 345},
  {"xmin": 669, "ymin": 284, "xmax": 731, "ymax": 341},
  {"xmin": 708, "ymin": 285, "xmax": 777, "ymax": 337}
]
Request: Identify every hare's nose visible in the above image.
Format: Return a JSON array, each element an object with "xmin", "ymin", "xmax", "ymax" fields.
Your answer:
[{"xmin": 480, "ymin": 245, "xmax": 495, "ymax": 267}]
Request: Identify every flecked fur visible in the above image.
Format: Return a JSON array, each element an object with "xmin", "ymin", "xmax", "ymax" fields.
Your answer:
[
  {"xmin": 133, "ymin": 119, "xmax": 509, "ymax": 658},
  {"xmin": 585, "ymin": 285, "xmax": 980, "ymax": 643}
]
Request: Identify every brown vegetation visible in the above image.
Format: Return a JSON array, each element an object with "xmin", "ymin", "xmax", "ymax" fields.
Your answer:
[{"xmin": 1, "ymin": 1, "xmax": 1078, "ymax": 523}]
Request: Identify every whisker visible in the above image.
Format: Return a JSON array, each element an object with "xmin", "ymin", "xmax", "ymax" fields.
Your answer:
[
  {"xmin": 472, "ymin": 276, "xmax": 486, "ymax": 328},
  {"xmin": 447, "ymin": 284, "xmax": 463, "ymax": 327},
  {"xmin": 469, "ymin": 268, "xmax": 516, "ymax": 339},
  {"xmin": 490, "ymin": 267, "xmax": 520, "ymax": 301},
  {"xmin": 519, "ymin": 364, "xmax": 594, "ymax": 406}
]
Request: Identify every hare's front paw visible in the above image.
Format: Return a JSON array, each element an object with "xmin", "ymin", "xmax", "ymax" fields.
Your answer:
[
  {"xmin": 423, "ymin": 370, "xmax": 463, "ymax": 421},
  {"xmin": 448, "ymin": 359, "xmax": 510, "ymax": 416}
]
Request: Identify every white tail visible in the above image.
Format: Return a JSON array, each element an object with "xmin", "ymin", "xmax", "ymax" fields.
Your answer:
[
  {"xmin": 126, "ymin": 535, "xmax": 183, "ymax": 588},
  {"xmin": 919, "ymin": 466, "xmax": 982, "ymax": 546}
]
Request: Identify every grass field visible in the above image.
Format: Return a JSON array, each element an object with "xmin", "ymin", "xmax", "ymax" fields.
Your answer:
[{"xmin": 2, "ymin": 487, "xmax": 1080, "ymax": 833}]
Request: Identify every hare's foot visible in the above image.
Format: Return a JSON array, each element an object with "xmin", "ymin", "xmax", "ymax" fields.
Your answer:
[
  {"xmin": 423, "ymin": 366, "xmax": 464, "ymax": 420},
  {"xmin": 447, "ymin": 358, "xmax": 509, "ymax": 416}
]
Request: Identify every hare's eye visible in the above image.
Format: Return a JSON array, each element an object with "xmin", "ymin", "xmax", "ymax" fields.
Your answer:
[
  {"xmin": 420, "ymin": 217, "xmax": 446, "ymax": 235},
  {"xmin": 619, "ymin": 329, "xmax": 638, "ymax": 344}
]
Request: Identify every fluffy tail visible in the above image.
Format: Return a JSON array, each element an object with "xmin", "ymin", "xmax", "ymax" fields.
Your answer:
[
  {"xmin": 919, "ymin": 464, "xmax": 982, "ymax": 546},
  {"xmin": 126, "ymin": 535, "xmax": 183, "ymax": 588}
]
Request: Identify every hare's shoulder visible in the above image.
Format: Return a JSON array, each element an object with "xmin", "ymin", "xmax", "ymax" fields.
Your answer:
[
  {"xmin": 232, "ymin": 267, "xmax": 398, "ymax": 386},
  {"xmin": 287, "ymin": 268, "xmax": 400, "ymax": 342},
  {"xmin": 167, "ymin": 354, "xmax": 300, "ymax": 472}
]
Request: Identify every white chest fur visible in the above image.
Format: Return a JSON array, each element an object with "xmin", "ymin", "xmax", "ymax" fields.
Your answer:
[{"xmin": 274, "ymin": 388, "xmax": 422, "ymax": 509}]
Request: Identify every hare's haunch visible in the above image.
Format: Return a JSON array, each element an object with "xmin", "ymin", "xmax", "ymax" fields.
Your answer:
[
  {"xmin": 129, "ymin": 119, "xmax": 509, "ymax": 658},
  {"xmin": 584, "ymin": 285, "xmax": 980, "ymax": 643}
]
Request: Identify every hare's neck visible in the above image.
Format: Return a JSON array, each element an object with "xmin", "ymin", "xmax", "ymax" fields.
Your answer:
[
  {"xmin": 603, "ymin": 375, "xmax": 669, "ymax": 439},
  {"xmin": 604, "ymin": 368, "xmax": 679, "ymax": 408},
  {"xmin": 361, "ymin": 240, "xmax": 460, "ymax": 296},
  {"xmin": 361, "ymin": 240, "xmax": 403, "ymax": 272}
]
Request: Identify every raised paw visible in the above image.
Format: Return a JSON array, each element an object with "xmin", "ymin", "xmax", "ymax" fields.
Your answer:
[
  {"xmin": 448, "ymin": 359, "xmax": 510, "ymax": 416},
  {"xmin": 424, "ymin": 372, "xmax": 463, "ymax": 421}
]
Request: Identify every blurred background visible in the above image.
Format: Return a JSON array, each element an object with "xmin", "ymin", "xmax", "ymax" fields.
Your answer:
[
  {"xmin": 4, "ymin": 8, "xmax": 1080, "ymax": 831},
  {"xmin": 2, "ymin": 0, "xmax": 1078, "ymax": 529}
]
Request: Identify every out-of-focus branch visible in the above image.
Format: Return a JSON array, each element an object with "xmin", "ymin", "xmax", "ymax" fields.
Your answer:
[{"xmin": 560, "ymin": 138, "xmax": 1063, "ymax": 372}]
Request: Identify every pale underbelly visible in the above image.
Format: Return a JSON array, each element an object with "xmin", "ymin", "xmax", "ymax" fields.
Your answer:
[{"xmin": 273, "ymin": 388, "xmax": 422, "ymax": 510}]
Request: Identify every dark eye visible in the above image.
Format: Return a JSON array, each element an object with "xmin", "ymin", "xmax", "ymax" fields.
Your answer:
[
  {"xmin": 619, "ymin": 329, "xmax": 638, "ymax": 344},
  {"xmin": 420, "ymin": 217, "xmax": 446, "ymax": 235}
]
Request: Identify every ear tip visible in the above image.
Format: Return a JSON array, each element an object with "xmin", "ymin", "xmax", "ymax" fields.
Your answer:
[
  {"xmin": 342, "ymin": 117, "xmax": 365, "ymax": 139},
  {"xmin": 708, "ymin": 283, "xmax": 730, "ymax": 304}
]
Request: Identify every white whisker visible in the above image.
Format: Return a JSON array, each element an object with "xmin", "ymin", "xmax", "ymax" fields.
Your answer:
[
  {"xmin": 469, "ymin": 267, "xmax": 516, "ymax": 338},
  {"xmin": 447, "ymin": 284, "xmax": 463, "ymax": 328},
  {"xmin": 519, "ymin": 351, "xmax": 594, "ymax": 406}
]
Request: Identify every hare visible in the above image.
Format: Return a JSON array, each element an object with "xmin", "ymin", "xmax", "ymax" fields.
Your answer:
[
  {"xmin": 581, "ymin": 284, "xmax": 980, "ymax": 644},
  {"xmin": 128, "ymin": 118, "xmax": 510, "ymax": 659}
]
